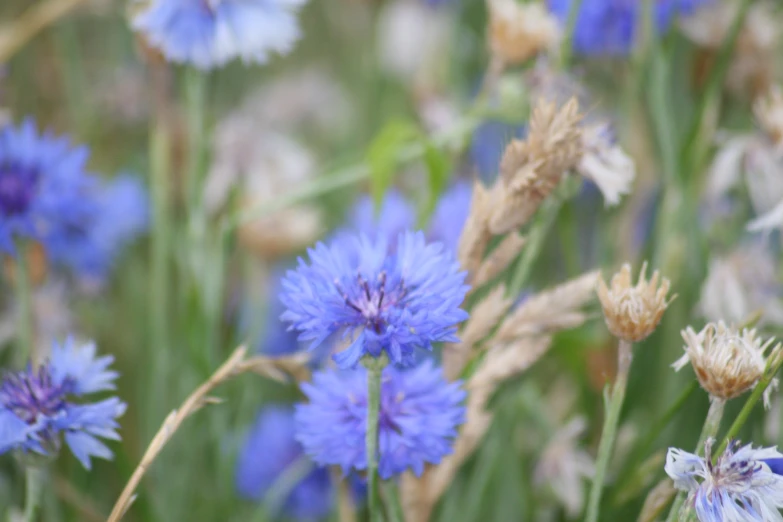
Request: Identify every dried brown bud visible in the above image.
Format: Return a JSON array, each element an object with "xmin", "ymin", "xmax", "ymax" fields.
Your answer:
[
  {"xmin": 487, "ymin": 0, "xmax": 560, "ymax": 66},
  {"xmin": 596, "ymin": 262, "xmax": 673, "ymax": 342},
  {"xmin": 673, "ymin": 321, "xmax": 780, "ymax": 405}
]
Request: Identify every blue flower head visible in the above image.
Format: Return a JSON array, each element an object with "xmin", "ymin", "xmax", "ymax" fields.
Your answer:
[
  {"xmin": 0, "ymin": 338, "xmax": 125, "ymax": 469},
  {"xmin": 132, "ymin": 0, "xmax": 307, "ymax": 70},
  {"xmin": 350, "ymin": 190, "xmax": 416, "ymax": 244},
  {"xmin": 665, "ymin": 439, "xmax": 783, "ymax": 522},
  {"xmin": 236, "ymin": 406, "xmax": 332, "ymax": 519},
  {"xmin": 547, "ymin": 0, "xmax": 709, "ymax": 55},
  {"xmin": 428, "ymin": 181, "xmax": 472, "ymax": 254},
  {"xmin": 295, "ymin": 361, "xmax": 466, "ymax": 478},
  {"xmin": 0, "ymin": 119, "xmax": 95, "ymax": 255},
  {"xmin": 48, "ymin": 174, "xmax": 149, "ymax": 279},
  {"xmin": 280, "ymin": 231, "xmax": 469, "ymax": 368}
]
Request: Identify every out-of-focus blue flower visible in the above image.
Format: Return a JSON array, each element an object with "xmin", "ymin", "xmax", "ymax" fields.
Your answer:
[
  {"xmin": 295, "ymin": 361, "xmax": 465, "ymax": 478},
  {"xmin": 280, "ymin": 231, "xmax": 469, "ymax": 368},
  {"xmin": 350, "ymin": 190, "xmax": 416, "ymax": 244},
  {"xmin": 547, "ymin": 0, "xmax": 708, "ymax": 56},
  {"xmin": 470, "ymin": 120, "xmax": 526, "ymax": 183},
  {"xmin": 428, "ymin": 182, "xmax": 472, "ymax": 253},
  {"xmin": 0, "ymin": 338, "xmax": 126, "ymax": 469},
  {"xmin": 132, "ymin": 0, "xmax": 307, "ymax": 70},
  {"xmin": 665, "ymin": 439, "xmax": 783, "ymax": 522},
  {"xmin": 236, "ymin": 407, "xmax": 332, "ymax": 519},
  {"xmin": 0, "ymin": 119, "xmax": 95, "ymax": 255},
  {"xmin": 48, "ymin": 175, "xmax": 149, "ymax": 279}
]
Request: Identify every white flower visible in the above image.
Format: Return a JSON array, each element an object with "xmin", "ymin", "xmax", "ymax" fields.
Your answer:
[
  {"xmin": 666, "ymin": 440, "xmax": 783, "ymax": 522},
  {"xmin": 534, "ymin": 417, "xmax": 594, "ymax": 517},
  {"xmin": 578, "ymin": 124, "xmax": 635, "ymax": 206}
]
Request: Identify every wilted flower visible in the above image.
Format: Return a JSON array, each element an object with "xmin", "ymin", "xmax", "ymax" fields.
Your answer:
[
  {"xmin": 578, "ymin": 123, "xmax": 635, "ymax": 206},
  {"xmin": 132, "ymin": 0, "xmax": 307, "ymax": 70},
  {"xmin": 295, "ymin": 361, "xmax": 465, "ymax": 478},
  {"xmin": 597, "ymin": 262, "xmax": 673, "ymax": 342},
  {"xmin": 665, "ymin": 439, "xmax": 783, "ymax": 522},
  {"xmin": 488, "ymin": 0, "xmax": 560, "ymax": 66},
  {"xmin": 280, "ymin": 231, "xmax": 469, "ymax": 368},
  {"xmin": 236, "ymin": 407, "xmax": 332, "ymax": 519},
  {"xmin": 534, "ymin": 417, "xmax": 594, "ymax": 517},
  {"xmin": 682, "ymin": 2, "xmax": 780, "ymax": 98},
  {"xmin": 698, "ymin": 246, "xmax": 783, "ymax": 328},
  {"xmin": 548, "ymin": 0, "xmax": 708, "ymax": 55},
  {"xmin": 673, "ymin": 322, "xmax": 780, "ymax": 405},
  {"xmin": 0, "ymin": 119, "xmax": 95, "ymax": 255},
  {"xmin": 0, "ymin": 338, "xmax": 126, "ymax": 469}
]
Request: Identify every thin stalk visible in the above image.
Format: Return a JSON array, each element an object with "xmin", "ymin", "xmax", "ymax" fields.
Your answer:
[
  {"xmin": 184, "ymin": 68, "xmax": 207, "ymax": 218},
  {"xmin": 382, "ymin": 481, "xmax": 404, "ymax": 522},
  {"xmin": 666, "ymin": 397, "xmax": 726, "ymax": 522},
  {"xmin": 13, "ymin": 242, "xmax": 35, "ymax": 365},
  {"xmin": 559, "ymin": 0, "xmax": 584, "ymax": 68},
  {"xmin": 585, "ymin": 339, "xmax": 634, "ymax": 522},
  {"xmin": 363, "ymin": 354, "xmax": 388, "ymax": 522},
  {"xmin": 23, "ymin": 466, "xmax": 44, "ymax": 522}
]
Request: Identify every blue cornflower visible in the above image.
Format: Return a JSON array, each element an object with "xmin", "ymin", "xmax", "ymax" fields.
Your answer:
[
  {"xmin": 350, "ymin": 190, "xmax": 416, "ymax": 245},
  {"xmin": 295, "ymin": 361, "xmax": 466, "ymax": 478},
  {"xmin": 280, "ymin": 231, "xmax": 469, "ymax": 368},
  {"xmin": 547, "ymin": 0, "xmax": 708, "ymax": 55},
  {"xmin": 0, "ymin": 338, "xmax": 125, "ymax": 469},
  {"xmin": 0, "ymin": 119, "xmax": 95, "ymax": 255},
  {"xmin": 48, "ymin": 174, "xmax": 149, "ymax": 279},
  {"xmin": 132, "ymin": 0, "xmax": 307, "ymax": 70},
  {"xmin": 665, "ymin": 439, "xmax": 783, "ymax": 521},
  {"xmin": 236, "ymin": 406, "xmax": 332, "ymax": 519},
  {"xmin": 428, "ymin": 182, "xmax": 472, "ymax": 254}
]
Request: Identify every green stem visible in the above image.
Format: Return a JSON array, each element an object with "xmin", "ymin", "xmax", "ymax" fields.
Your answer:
[
  {"xmin": 666, "ymin": 397, "xmax": 726, "ymax": 522},
  {"xmin": 13, "ymin": 242, "xmax": 34, "ymax": 366},
  {"xmin": 559, "ymin": 0, "xmax": 584, "ymax": 68},
  {"xmin": 363, "ymin": 354, "xmax": 388, "ymax": 522},
  {"xmin": 23, "ymin": 466, "xmax": 44, "ymax": 522},
  {"xmin": 585, "ymin": 339, "xmax": 634, "ymax": 522},
  {"xmin": 184, "ymin": 68, "xmax": 207, "ymax": 216},
  {"xmin": 382, "ymin": 481, "xmax": 405, "ymax": 522}
]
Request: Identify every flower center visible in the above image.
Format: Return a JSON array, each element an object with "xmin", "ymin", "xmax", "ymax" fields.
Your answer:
[
  {"xmin": 0, "ymin": 366, "xmax": 68, "ymax": 425},
  {"xmin": 338, "ymin": 272, "xmax": 406, "ymax": 334},
  {"xmin": 0, "ymin": 164, "xmax": 38, "ymax": 218}
]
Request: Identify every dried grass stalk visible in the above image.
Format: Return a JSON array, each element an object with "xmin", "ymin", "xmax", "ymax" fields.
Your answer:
[
  {"xmin": 637, "ymin": 479, "xmax": 676, "ymax": 522},
  {"xmin": 488, "ymin": 98, "xmax": 583, "ymax": 234},
  {"xmin": 457, "ymin": 180, "xmax": 493, "ymax": 278},
  {"xmin": 443, "ymin": 285, "xmax": 513, "ymax": 380},
  {"xmin": 495, "ymin": 271, "xmax": 599, "ymax": 341},
  {"xmin": 472, "ymin": 233, "xmax": 527, "ymax": 289},
  {"xmin": 107, "ymin": 347, "xmax": 308, "ymax": 522}
]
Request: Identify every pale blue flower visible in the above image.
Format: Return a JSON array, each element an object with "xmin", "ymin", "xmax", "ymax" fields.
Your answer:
[
  {"xmin": 295, "ymin": 361, "xmax": 465, "ymax": 478},
  {"xmin": 0, "ymin": 338, "xmax": 125, "ymax": 469},
  {"xmin": 236, "ymin": 407, "xmax": 332, "ymax": 519},
  {"xmin": 666, "ymin": 440, "xmax": 783, "ymax": 522},
  {"xmin": 132, "ymin": 0, "xmax": 307, "ymax": 70},
  {"xmin": 280, "ymin": 231, "xmax": 469, "ymax": 368}
]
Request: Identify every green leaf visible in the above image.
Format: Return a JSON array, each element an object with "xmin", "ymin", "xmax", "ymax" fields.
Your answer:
[
  {"xmin": 420, "ymin": 141, "xmax": 453, "ymax": 225},
  {"xmin": 366, "ymin": 119, "xmax": 421, "ymax": 211}
]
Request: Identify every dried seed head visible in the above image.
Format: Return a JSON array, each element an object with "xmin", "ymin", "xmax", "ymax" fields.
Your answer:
[
  {"xmin": 673, "ymin": 321, "xmax": 780, "ymax": 405},
  {"xmin": 487, "ymin": 0, "xmax": 560, "ymax": 66},
  {"xmin": 488, "ymin": 97, "xmax": 583, "ymax": 234},
  {"xmin": 596, "ymin": 262, "xmax": 673, "ymax": 342}
]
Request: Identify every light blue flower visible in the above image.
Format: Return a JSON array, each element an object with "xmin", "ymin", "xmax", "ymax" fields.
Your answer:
[
  {"xmin": 350, "ymin": 190, "xmax": 416, "ymax": 245},
  {"xmin": 236, "ymin": 407, "xmax": 332, "ymax": 519},
  {"xmin": 132, "ymin": 0, "xmax": 307, "ymax": 70},
  {"xmin": 47, "ymin": 174, "xmax": 149, "ymax": 279},
  {"xmin": 547, "ymin": 0, "xmax": 709, "ymax": 55},
  {"xmin": 0, "ymin": 119, "xmax": 95, "ymax": 255},
  {"xmin": 295, "ymin": 360, "xmax": 466, "ymax": 478},
  {"xmin": 280, "ymin": 231, "xmax": 469, "ymax": 368},
  {"xmin": 428, "ymin": 181, "xmax": 472, "ymax": 254},
  {"xmin": 665, "ymin": 439, "xmax": 783, "ymax": 521},
  {"xmin": 0, "ymin": 338, "xmax": 126, "ymax": 469}
]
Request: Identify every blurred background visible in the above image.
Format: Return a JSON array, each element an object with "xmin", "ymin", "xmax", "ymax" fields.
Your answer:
[{"xmin": 1, "ymin": 0, "xmax": 782, "ymax": 520}]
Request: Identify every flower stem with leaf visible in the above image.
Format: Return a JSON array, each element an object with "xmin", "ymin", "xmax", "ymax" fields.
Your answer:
[{"xmin": 363, "ymin": 353, "xmax": 389, "ymax": 522}]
